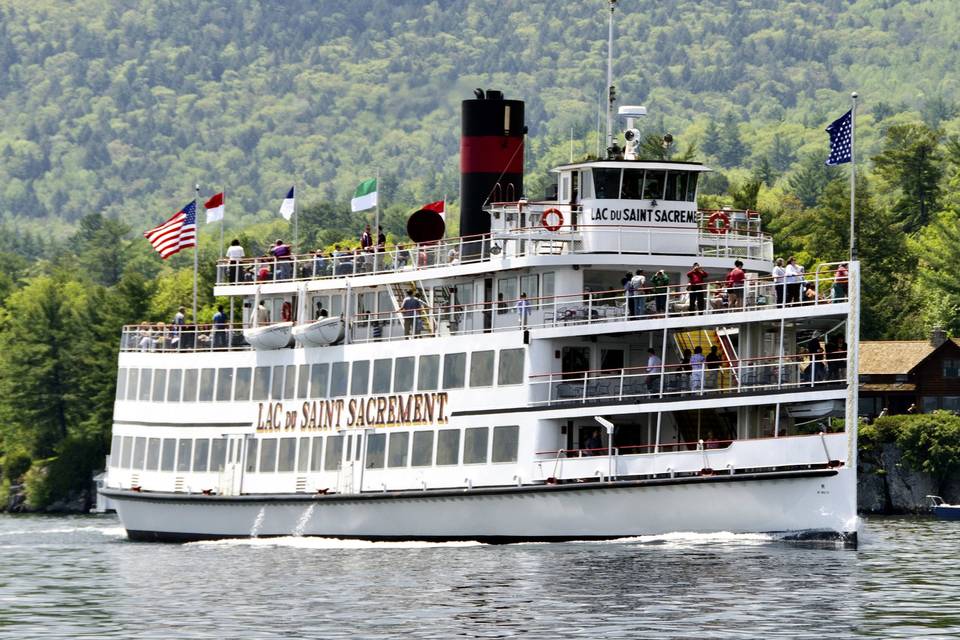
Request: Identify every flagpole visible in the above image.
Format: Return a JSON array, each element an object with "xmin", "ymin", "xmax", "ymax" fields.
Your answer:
[
  {"xmin": 193, "ymin": 183, "xmax": 200, "ymax": 323},
  {"xmin": 293, "ymin": 183, "xmax": 299, "ymax": 254},
  {"xmin": 219, "ymin": 187, "xmax": 225, "ymax": 258},
  {"xmin": 849, "ymin": 92, "xmax": 858, "ymax": 261},
  {"xmin": 374, "ymin": 168, "xmax": 380, "ymax": 247}
]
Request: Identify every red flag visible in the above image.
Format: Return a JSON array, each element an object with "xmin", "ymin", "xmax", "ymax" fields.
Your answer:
[
  {"xmin": 204, "ymin": 191, "xmax": 225, "ymax": 223},
  {"xmin": 421, "ymin": 200, "xmax": 445, "ymax": 214}
]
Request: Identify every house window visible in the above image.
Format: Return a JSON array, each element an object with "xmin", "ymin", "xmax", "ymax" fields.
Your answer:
[{"xmin": 944, "ymin": 359, "xmax": 960, "ymax": 378}]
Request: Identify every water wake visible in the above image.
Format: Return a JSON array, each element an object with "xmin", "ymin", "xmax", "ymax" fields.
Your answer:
[{"xmin": 188, "ymin": 537, "xmax": 484, "ymax": 550}]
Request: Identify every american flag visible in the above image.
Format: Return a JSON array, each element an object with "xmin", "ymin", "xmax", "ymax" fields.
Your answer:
[
  {"xmin": 144, "ymin": 201, "xmax": 197, "ymax": 259},
  {"xmin": 825, "ymin": 109, "xmax": 853, "ymax": 166}
]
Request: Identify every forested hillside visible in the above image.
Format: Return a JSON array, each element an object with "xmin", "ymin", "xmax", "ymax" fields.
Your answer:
[{"xmin": 2, "ymin": 0, "xmax": 960, "ymax": 509}]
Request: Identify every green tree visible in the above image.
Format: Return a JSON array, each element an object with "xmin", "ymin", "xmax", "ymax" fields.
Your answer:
[
  {"xmin": 787, "ymin": 153, "xmax": 841, "ymax": 208},
  {"xmin": 872, "ymin": 123, "xmax": 943, "ymax": 233}
]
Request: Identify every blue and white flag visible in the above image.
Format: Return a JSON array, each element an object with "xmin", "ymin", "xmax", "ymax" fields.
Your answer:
[
  {"xmin": 825, "ymin": 110, "xmax": 853, "ymax": 166},
  {"xmin": 279, "ymin": 186, "xmax": 295, "ymax": 220}
]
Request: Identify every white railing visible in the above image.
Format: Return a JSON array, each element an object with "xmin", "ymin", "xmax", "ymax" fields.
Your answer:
[{"xmin": 120, "ymin": 323, "xmax": 249, "ymax": 352}]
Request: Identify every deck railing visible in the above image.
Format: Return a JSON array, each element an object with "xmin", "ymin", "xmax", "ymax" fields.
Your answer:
[{"xmin": 120, "ymin": 323, "xmax": 250, "ymax": 352}]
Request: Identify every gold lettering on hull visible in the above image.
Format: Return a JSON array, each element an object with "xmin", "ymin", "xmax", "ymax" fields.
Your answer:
[{"xmin": 256, "ymin": 392, "xmax": 450, "ymax": 432}]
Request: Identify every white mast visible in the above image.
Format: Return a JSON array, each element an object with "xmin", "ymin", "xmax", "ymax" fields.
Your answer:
[{"xmin": 605, "ymin": 0, "xmax": 617, "ymax": 154}]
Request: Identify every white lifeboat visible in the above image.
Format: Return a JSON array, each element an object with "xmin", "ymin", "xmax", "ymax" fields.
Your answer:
[
  {"xmin": 292, "ymin": 316, "xmax": 345, "ymax": 347},
  {"xmin": 243, "ymin": 322, "xmax": 294, "ymax": 350},
  {"xmin": 784, "ymin": 399, "xmax": 845, "ymax": 419}
]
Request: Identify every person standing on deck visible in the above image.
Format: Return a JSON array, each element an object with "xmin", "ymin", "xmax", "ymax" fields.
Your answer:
[
  {"xmin": 686, "ymin": 263, "xmax": 709, "ymax": 314},
  {"xmin": 832, "ymin": 262, "xmax": 849, "ymax": 300},
  {"xmin": 212, "ymin": 304, "xmax": 228, "ymax": 349},
  {"xmin": 690, "ymin": 346, "xmax": 706, "ymax": 392},
  {"xmin": 516, "ymin": 292, "xmax": 532, "ymax": 329},
  {"xmin": 631, "ymin": 270, "xmax": 646, "ymax": 315},
  {"xmin": 225, "ymin": 239, "xmax": 245, "ymax": 282},
  {"xmin": 784, "ymin": 256, "xmax": 802, "ymax": 305},
  {"xmin": 645, "ymin": 348, "xmax": 662, "ymax": 393},
  {"xmin": 772, "ymin": 257, "xmax": 786, "ymax": 306},
  {"xmin": 652, "ymin": 269, "xmax": 670, "ymax": 315},
  {"xmin": 401, "ymin": 289, "xmax": 424, "ymax": 337},
  {"xmin": 360, "ymin": 225, "xmax": 373, "ymax": 250},
  {"xmin": 725, "ymin": 260, "xmax": 745, "ymax": 309},
  {"xmin": 705, "ymin": 345, "xmax": 722, "ymax": 389}
]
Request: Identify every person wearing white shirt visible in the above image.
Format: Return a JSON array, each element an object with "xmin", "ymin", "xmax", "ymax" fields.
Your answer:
[
  {"xmin": 631, "ymin": 270, "xmax": 646, "ymax": 315},
  {"xmin": 772, "ymin": 257, "xmax": 787, "ymax": 306},
  {"xmin": 784, "ymin": 256, "xmax": 802, "ymax": 305},
  {"xmin": 690, "ymin": 346, "xmax": 707, "ymax": 392},
  {"xmin": 515, "ymin": 292, "xmax": 532, "ymax": 329},
  {"xmin": 225, "ymin": 238, "xmax": 245, "ymax": 282},
  {"xmin": 646, "ymin": 348, "xmax": 662, "ymax": 393}
]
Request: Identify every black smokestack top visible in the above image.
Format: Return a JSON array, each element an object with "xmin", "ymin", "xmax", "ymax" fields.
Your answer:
[{"xmin": 460, "ymin": 90, "xmax": 525, "ymax": 256}]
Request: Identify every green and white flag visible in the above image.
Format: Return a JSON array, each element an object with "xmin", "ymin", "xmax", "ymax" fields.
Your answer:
[{"xmin": 351, "ymin": 177, "xmax": 378, "ymax": 212}]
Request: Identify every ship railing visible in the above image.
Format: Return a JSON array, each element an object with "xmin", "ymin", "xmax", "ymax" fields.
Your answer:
[
  {"xmin": 348, "ymin": 265, "xmax": 849, "ymax": 344},
  {"xmin": 536, "ymin": 438, "xmax": 735, "ymax": 460},
  {"xmin": 120, "ymin": 322, "xmax": 250, "ymax": 352},
  {"xmin": 528, "ymin": 353, "xmax": 848, "ymax": 406}
]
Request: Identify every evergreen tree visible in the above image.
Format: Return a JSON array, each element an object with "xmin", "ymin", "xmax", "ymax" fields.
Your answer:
[
  {"xmin": 872, "ymin": 123, "xmax": 943, "ymax": 233},
  {"xmin": 787, "ymin": 153, "xmax": 841, "ymax": 208},
  {"xmin": 717, "ymin": 113, "xmax": 747, "ymax": 167}
]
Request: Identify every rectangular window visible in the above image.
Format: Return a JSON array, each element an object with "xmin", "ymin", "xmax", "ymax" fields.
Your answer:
[
  {"xmin": 411, "ymin": 431, "xmax": 434, "ymax": 467},
  {"xmin": 297, "ymin": 365, "xmax": 310, "ymax": 398},
  {"xmin": 210, "ymin": 439, "xmax": 227, "ymax": 472},
  {"xmin": 620, "ymin": 168, "xmax": 644, "ymax": 199},
  {"xmin": 126, "ymin": 368, "xmax": 139, "ymax": 401},
  {"xmin": 394, "ymin": 357, "xmax": 415, "ymax": 392},
  {"xmin": 259, "ymin": 438, "xmax": 278, "ymax": 472},
  {"xmin": 351, "ymin": 360, "xmax": 370, "ymax": 396},
  {"xmin": 245, "ymin": 439, "xmax": 258, "ymax": 473},
  {"xmin": 252, "ymin": 366, "xmax": 271, "ymax": 401},
  {"xmin": 310, "ymin": 363, "xmax": 329, "ymax": 398},
  {"xmin": 945, "ymin": 397, "xmax": 960, "ymax": 413},
  {"xmin": 330, "ymin": 362, "xmax": 348, "ymax": 397},
  {"xmin": 138, "ymin": 369, "xmax": 152, "ymax": 402},
  {"xmin": 271, "ymin": 365, "xmax": 285, "ymax": 399},
  {"xmin": 151, "ymin": 369, "xmax": 167, "ymax": 402},
  {"xmin": 216, "ymin": 368, "xmax": 234, "ymax": 401},
  {"xmin": 297, "ymin": 437, "xmax": 311, "ymax": 473},
  {"xmin": 193, "ymin": 439, "xmax": 210, "ymax": 472},
  {"xmin": 498, "ymin": 349, "xmax": 525, "ymax": 385},
  {"xmin": 121, "ymin": 435, "xmax": 133, "ymax": 468},
  {"xmin": 542, "ymin": 272, "xmax": 555, "ymax": 300},
  {"xmin": 167, "ymin": 369, "xmax": 182, "ymax": 402},
  {"xmin": 498, "ymin": 278, "xmax": 518, "ymax": 312},
  {"xmin": 132, "ymin": 436, "xmax": 147, "ymax": 470},
  {"xmin": 665, "ymin": 171, "xmax": 688, "ymax": 201},
  {"xmin": 418, "ymin": 355, "xmax": 439, "ymax": 391},
  {"xmin": 161, "ymin": 438, "xmax": 176, "ymax": 471},
  {"xmin": 309, "ymin": 436, "xmax": 324, "ymax": 472},
  {"xmin": 116, "ymin": 368, "xmax": 127, "ymax": 401},
  {"xmin": 177, "ymin": 439, "xmax": 193, "ymax": 472},
  {"xmin": 372, "ymin": 359, "xmax": 392, "ymax": 394},
  {"xmin": 642, "ymin": 169, "xmax": 666, "ymax": 200},
  {"xmin": 283, "ymin": 365, "xmax": 297, "ymax": 400},
  {"xmin": 110, "ymin": 435, "xmax": 121, "ymax": 467},
  {"xmin": 463, "ymin": 427, "xmax": 489, "ymax": 464},
  {"xmin": 492, "ymin": 426, "xmax": 519, "ymax": 463},
  {"xmin": 593, "ymin": 167, "xmax": 621, "ymax": 199},
  {"xmin": 436, "ymin": 429, "xmax": 460, "ymax": 465},
  {"xmin": 944, "ymin": 359, "xmax": 960, "ymax": 378},
  {"xmin": 366, "ymin": 433, "xmax": 386, "ymax": 469},
  {"xmin": 443, "ymin": 353, "xmax": 466, "ymax": 389},
  {"xmin": 182, "ymin": 369, "xmax": 199, "ymax": 402},
  {"xmin": 146, "ymin": 437, "xmax": 161, "ymax": 471},
  {"xmin": 520, "ymin": 274, "xmax": 539, "ymax": 308},
  {"xmin": 198, "ymin": 368, "xmax": 216, "ymax": 402},
  {"xmin": 470, "ymin": 350, "xmax": 495, "ymax": 387},
  {"xmin": 234, "ymin": 367, "xmax": 252, "ymax": 401},
  {"xmin": 387, "ymin": 432, "xmax": 410, "ymax": 468},
  {"xmin": 324, "ymin": 435, "xmax": 343, "ymax": 471},
  {"xmin": 278, "ymin": 438, "xmax": 297, "ymax": 472},
  {"xmin": 685, "ymin": 173, "xmax": 699, "ymax": 201}
]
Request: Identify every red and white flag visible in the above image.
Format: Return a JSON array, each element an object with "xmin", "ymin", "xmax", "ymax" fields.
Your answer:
[
  {"xmin": 204, "ymin": 191, "xmax": 225, "ymax": 224},
  {"xmin": 421, "ymin": 199, "xmax": 445, "ymax": 219},
  {"xmin": 144, "ymin": 201, "xmax": 197, "ymax": 259}
]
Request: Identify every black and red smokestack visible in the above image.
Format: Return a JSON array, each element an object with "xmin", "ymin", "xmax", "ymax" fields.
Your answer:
[{"xmin": 460, "ymin": 89, "xmax": 525, "ymax": 256}]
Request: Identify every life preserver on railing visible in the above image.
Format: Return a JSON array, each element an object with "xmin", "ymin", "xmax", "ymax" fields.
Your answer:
[
  {"xmin": 707, "ymin": 210, "xmax": 730, "ymax": 234},
  {"xmin": 541, "ymin": 208, "xmax": 564, "ymax": 232}
]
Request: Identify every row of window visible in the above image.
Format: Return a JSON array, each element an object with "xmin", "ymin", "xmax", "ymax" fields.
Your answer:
[
  {"xmin": 109, "ymin": 426, "xmax": 520, "ymax": 474},
  {"xmin": 117, "ymin": 348, "xmax": 525, "ymax": 403}
]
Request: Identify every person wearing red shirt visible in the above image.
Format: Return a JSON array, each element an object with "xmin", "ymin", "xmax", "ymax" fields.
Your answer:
[
  {"xmin": 686, "ymin": 263, "xmax": 709, "ymax": 313},
  {"xmin": 725, "ymin": 260, "xmax": 746, "ymax": 308},
  {"xmin": 832, "ymin": 263, "xmax": 848, "ymax": 300}
]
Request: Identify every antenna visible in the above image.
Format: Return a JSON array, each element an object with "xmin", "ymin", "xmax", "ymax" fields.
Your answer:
[{"xmin": 605, "ymin": 0, "xmax": 617, "ymax": 154}]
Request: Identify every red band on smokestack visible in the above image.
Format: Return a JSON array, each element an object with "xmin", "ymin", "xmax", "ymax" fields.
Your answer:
[{"xmin": 460, "ymin": 136, "xmax": 524, "ymax": 174}]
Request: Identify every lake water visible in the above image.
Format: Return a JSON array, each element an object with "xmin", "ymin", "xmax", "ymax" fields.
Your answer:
[{"xmin": 1, "ymin": 515, "xmax": 958, "ymax": 639}]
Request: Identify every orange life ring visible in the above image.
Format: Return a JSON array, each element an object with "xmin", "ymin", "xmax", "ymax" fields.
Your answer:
[
  {"xmin": 542, "ymin": 208, "xmax": 564, "ymax": 231},
  {"xmin": 707, "ymin": 211, "xmax": 730, "ymax": 234}
]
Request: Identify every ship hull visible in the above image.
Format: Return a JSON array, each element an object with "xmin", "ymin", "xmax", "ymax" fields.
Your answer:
[{"xmin": 102, "ymin": 468, "xmax": 857, "ymax": 545}]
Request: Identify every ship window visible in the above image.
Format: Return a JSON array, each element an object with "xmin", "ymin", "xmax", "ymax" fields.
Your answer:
[
  {"xmin": 418, "ymin": 355, "xmax": 439, "ymax": 391},
  {"xmin": 665, "ymin": 171, "xmax": 688, "ymax": 201},
  {"xmin": 685, "ymin": 173, "xmax": 698, "ymax": 201},
  {"xmin": 271, "ymin": 365, "xmax": 284, "ymax": 399},
  {"xmin": 542, "ymin": 272, "xmax": 555, "ymax": 299},
  {"xmin": 234, "ymin": 367, "xmax": 252, "ymax": 401},
  {"xmin": 580, "ymin": 169, "xmax": 594, "ymax": 199},
  {"xmin": 443, "ymin": 353, "xmax": 466, "ymax": 389},
  {"xmin": 310, "ymin": 363, "xmax": 329, "ymax": 398},
  {"xmin": 116, "ymin": 368, "xmax": 127, "ymax": 400},
  {"xmin": 297, "ymin": 365, "xmax": 310, "ymax": 398},
  {"xmin": 210, "ymin": 439, "xmax": 227, "ymax": 472},
  {"xmin": 330, "ymin": 362, "xmax": 348, "ymax": 397},
  {"xmin": 394, "ymin": 357, "xmax": 415, "ymax": 392},
  {"xmin": 110, "ymin": 435, "xmax": 121, "ymax": 467},
  {"xmin": 366, "ymin": 433, "xmax": 386, "ymax": 469},
  {"xmin": 161, "ymin": 439, "xmax": 176, "ymax": 471},
  {"xmin": 259, "ymin": 438, "xmax": 278, "ymax": 472},
  {"xmin": 520, "ymin": 275, "xmax": 539, "ymax": 307},
  {"xmin": 470, "ymin": 350, "xmax": 495, "ymax": 387},
  {"xmin": 642, "ymin": 170, "xmax": 665, "ymax": 200},
  {"xmin": 216, "ymin": 368, "xmax": 233, "ymax": 401},
  {"xmin": 120, "ymin": 436, "xmax": 133, "ymax": 468},
  {"xmin": 152, "ymin": 369, "xmax": 167, "ymax": 402},
  {"xmin": 167, "ymin": 369, "xmax": 182, "ymax": 402},
  {"xmin": 593, "ymin": 168, "xmax": 621, "ymax": 199},
  {"xmin": 492, "ymin": 426, "xmax": 519, "ymax": 463},
  {"xmin": 373, "ymin": 359, "xmax": 392, "ymax": 394},
  {"xmin": 183, "ymin": 369, "xmax": 199, "ymax": 402},
  {"xmin": 498, "ymin": 349, "xmax": 525, "ymax": 385},
  {"xmin": 324, "ymin": 435, "xmax": 343, "ymax": 471},
  {"xmin": 245, "ymin": 439, "xmax": 258, "ymax": 473},
  {"xmin": 146, "ymin": 437, "xmax": 161, "ymax": 471},
  {"xmin": 388, "ymin": 432, "xmax": 409, "ymax": 468},
  {"xmin": 278, "ymin": 437, "xmax": 296, "ymax": 472},
  {"xmin": 345, "ymin": 435, "xmax": 352, "ymax": 461},
  {"xmin": 281, "ymin": 365, "xmax": 295, "ymax": 399},
  {"xmin": 620, "ymin": 169, "xmax": 644, "ymax": 199},
  {"xmin": 198, "ymin": 368, "xmax": 216, "ymax": 402},
  {"xmin": 297, "ymin": 437, "xmax": 311, "ymax": 472},
  {"xmin": 133, "ymin": 437, "xmax": 146, "ymax": 470},
  {"xmin": 351, "ymin": 360, "xmax": 370, "ymax": 396},
  {"xmin": 309, "ymin": 436, "xmax": 323, "ymax": 472},
  {"xmin": 139, "ymin": 369, "xmax": 152, "ymax": 402},
  {"xmin": 126, "ymin": 368, "xmax": 138, "ymax": 401},
  {"xmin": 192, "ymin": 439, "xmax": 210, "ymax": 472},
  {"xmin": 498, "ymin": 278, "xmax": 517, "ymax": 312},
  {"xmin": 463, "ymin": 427, "xmax": 488, "ymax": 464},
  {"xmin": 436, "ymin": 429, "xmax": 460, "ymax": 465},
  {"xmin": 177, "ymin": 439, "xmax": 193, "ymax": 472},
  {"xmin": 411, "ymin": 431, "xmax": 434, "ymax": 467},
  {"xmin": 252, "ymin": 366, "xmax": 271, "ymax": 401}
]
